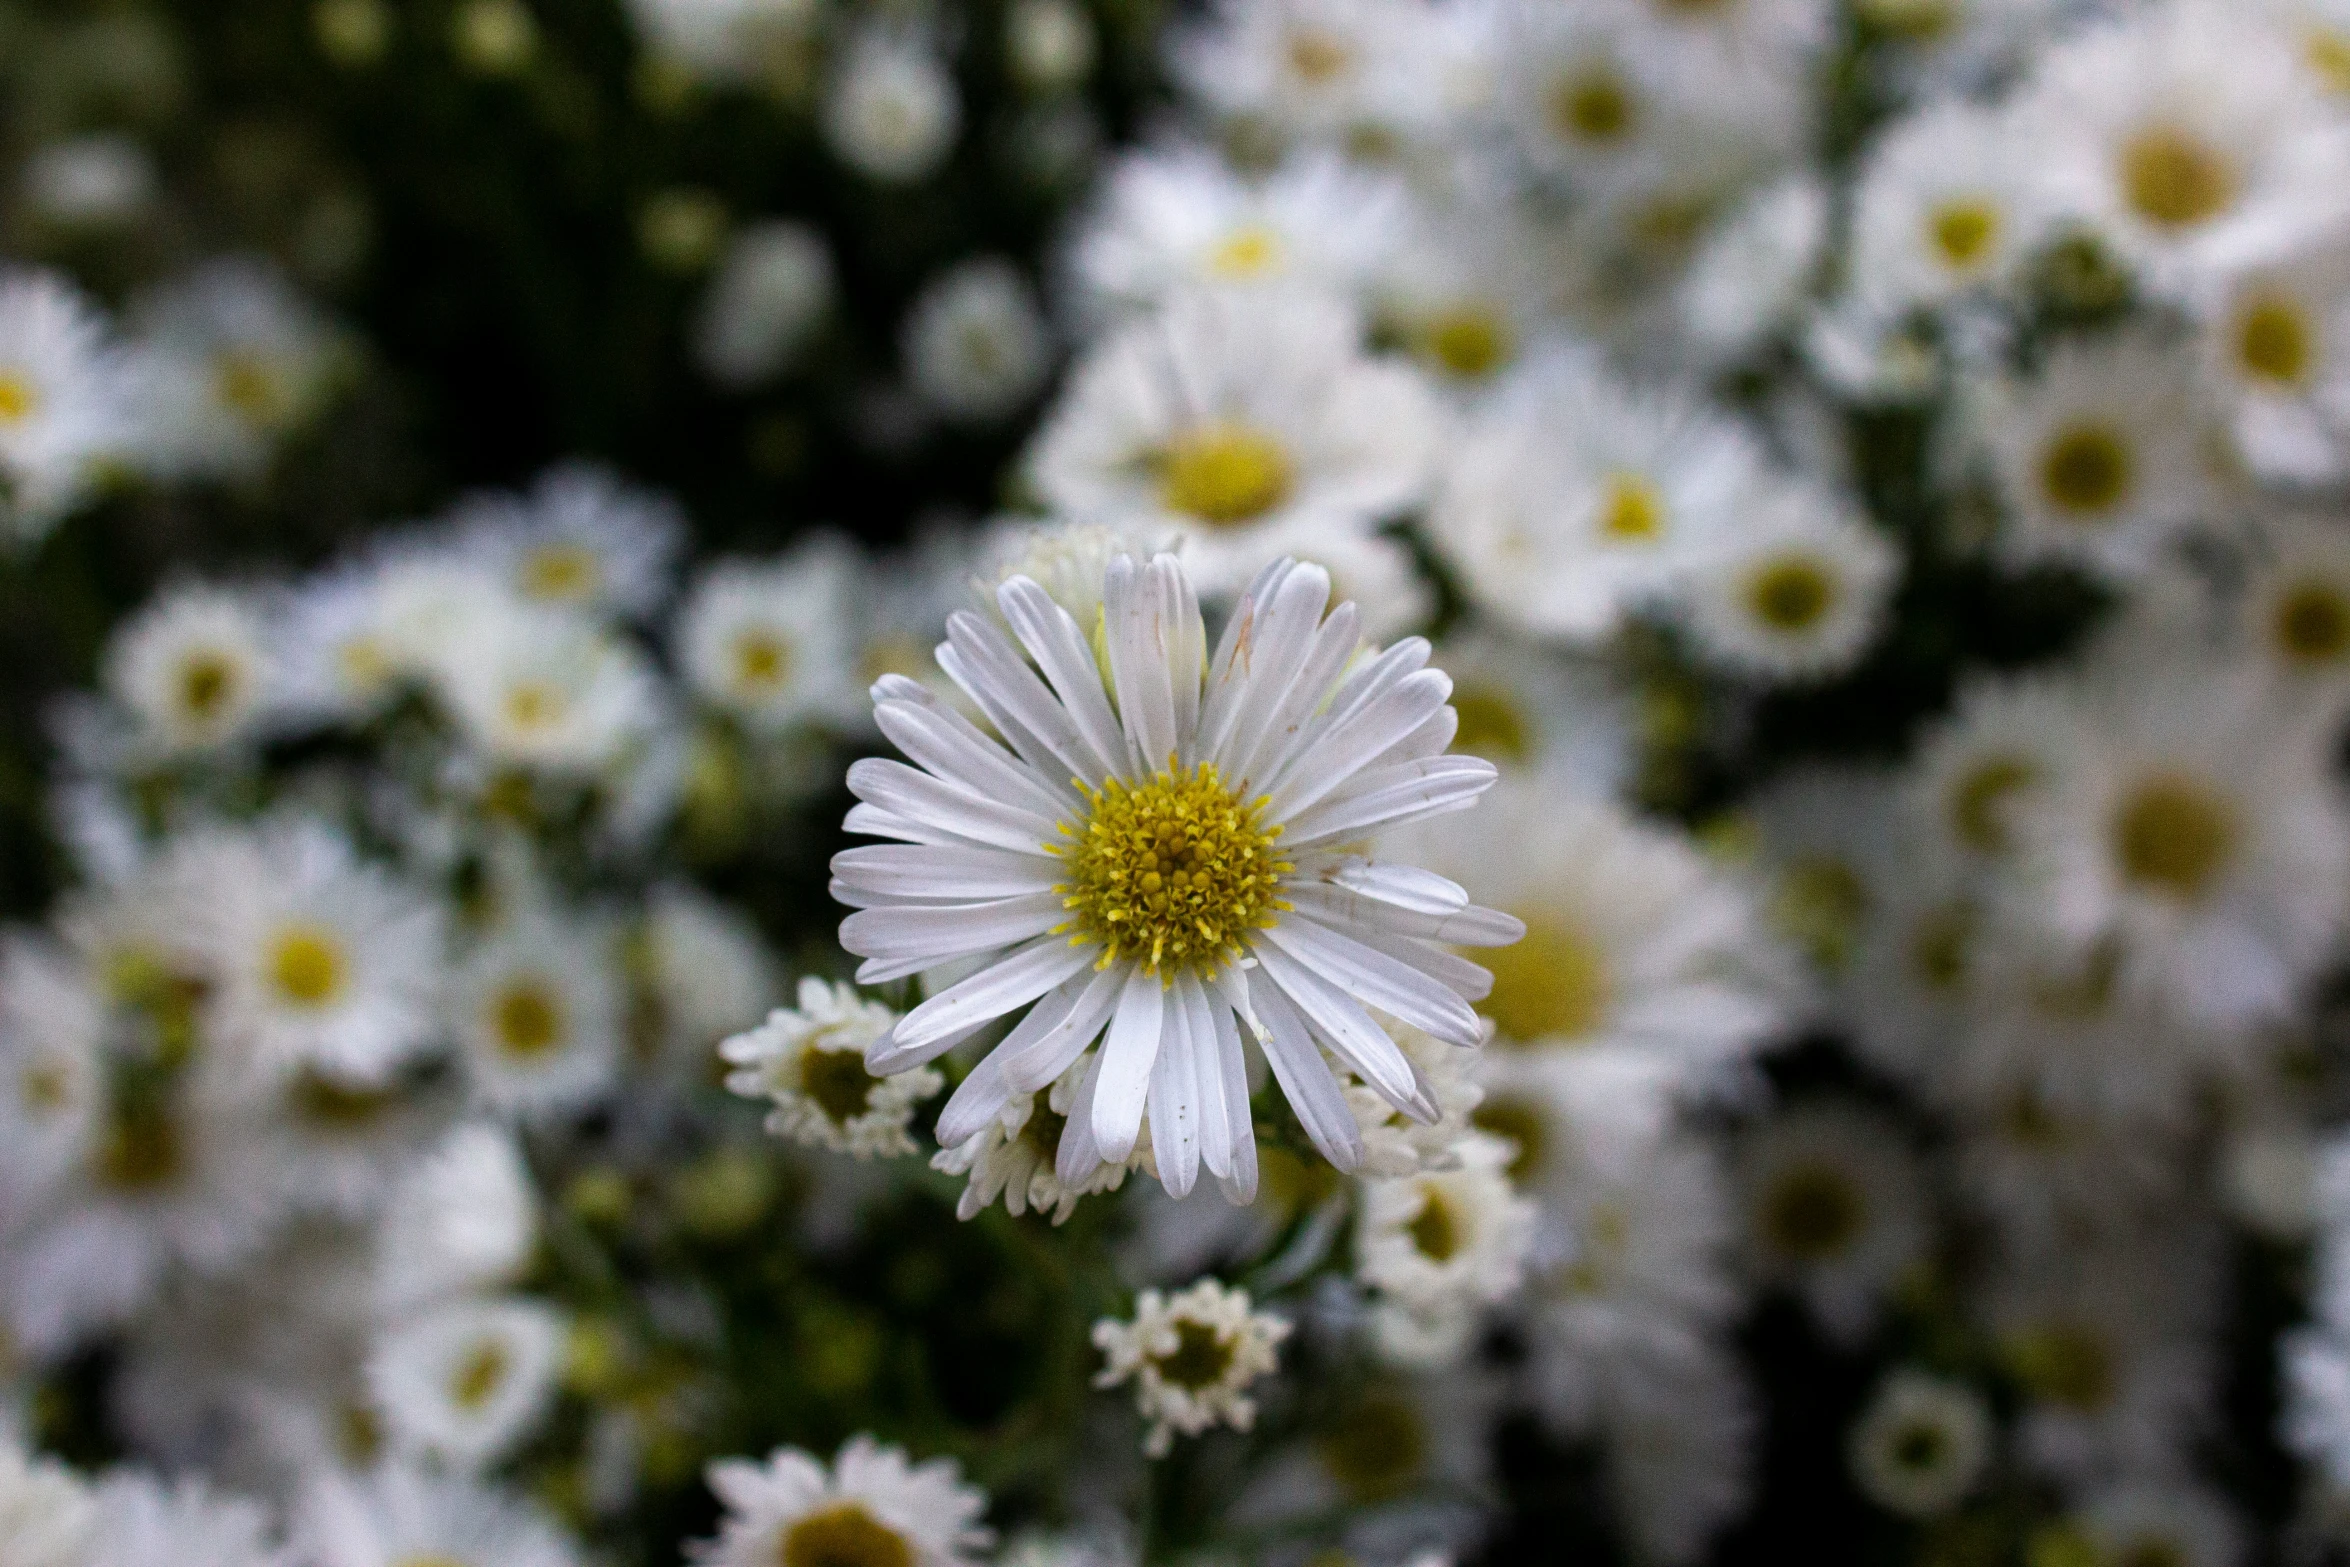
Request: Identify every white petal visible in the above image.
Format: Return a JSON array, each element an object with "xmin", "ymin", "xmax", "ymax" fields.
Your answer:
[
  {"xmin": 997, "ymin": 962, "xmax": 1125, "ymax": 1092},
  {"xmin": 891, "ymin": 937, "xmax": 1096, "ymax": 1049},
  {"xmin": 1260, "ymin": 913, "xmax": 1484, "ymax": 1048},
  {"xmin": 1338, "ymin": 920, "xmax": 1496, "ymax": 1002},
  {"xmin": 1205, "ymin": 991, "xmax": 1257, "ymax": 1200},
  {"xmin": 840, "ymin": 892, "xmax": 1064, "ymax": 966},
  {"xmin": 1244, "ymin": 965, "xmax": 1362, "ymax": 1171},
  {"xmin": 866, "ymin": 1011, "xmax": 993, "ymax": 1075},
  {"xmin": 1054, "ymin": 1046, "xmax": 1109, "ymax": 1187},
  {"xmin": 1284, "ymin": 880, "xmax": 1525, "ymax": 947},
  {"xmin": 1322, "ymin": 858, "xmax": 1469, "ymax": 915},
  {"xmin": 876, "ymin": 697, "xmax": 1076, "ymax": 818},
  {"xmin": 1103, "ymin": 556, "xmax": 1180, "ymax": 774},
  {"xmin": 1279, "ymin": 756, "xmax": 1499, "ymax": 847},
  {"xmin": 1251, "ymin": 633, "xmax": 1428, "ymax": 789},
  {"xmin": 934, "ymin": 1054, "xmax": 1014, "ymax": 1150},
  {"xmin": 1250, "ymin": 937, "xmax": 1433, "ymax": 1121},
  {"xmin": 939, "ymin": 614, "xmax": 1106, "ymax": 788},
  {"xmin": 996, "ymin": 578, "xmax": 1125, "ymax": 784},
  {"xmin": 831, "ymin": 843, "xmax": 1061, "ymax": 903},
  {"xmin": 1178, "ymin": 972, "xmax": 1240, "ymax": 1184},
  {"xmin": 1221, "ymin": 599, "xmax": 1360, "ymax": 792},
  {"xmin": 1148, "ymin": 987, "xmax": 1201, "ymax": 1197},
  {"xmin": 846, "ymin": 759, "xmax": 1059, "ymax": 855},
  {"xmin": 1200, "ymin": 561, "xmax": 1330, "ymax": 770},
  {"xmin": 1091, "ymin": 965, "xmax": 1165, "ymax": 1164},
  {"xmin": 843, "ymin": 802, "xmax": 995, "ymax": 849},
  {"xmin": 1263, "ymin": 668, "xmax": 1453, "ymax": 823}
]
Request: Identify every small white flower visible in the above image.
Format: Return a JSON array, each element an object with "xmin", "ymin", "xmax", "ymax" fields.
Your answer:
[
  {"xmin": 1355, "ymin": 1131, "xmax": 1537, "ymax": 1366},
  {"xmin": 904, "ymin": 259, "xmax": 1052, "ymax": 422},
  {"xmin": 2239, "ymin": 514, "xmax": 2350, "ymax": 700},
  {"xmin": 640, "ymin": 883, "xmax": 779, "ymax": 1069},
  {"xmin": 695, "ymin": 1435, "xmax": 992, "ymax": 1567},
  {"xmin": 0, "ymin": 933, "xmax": 107, "ymax": 1214},
  {"xmin": 295, "ymin": 1460, "xmax": 581, "ymax": 1567},
  {"xmin": 723, "ymin": 979, "xmax": 942, "ymax": 1158},
  {"xmin": 103, "ymin": 582, "xmax": 277, "ymax": 757},
  {"xmin": 454, "ymin": 909, "xmax": 623, "ymax": 1122},
  {"xmin": 1092, "ymin": 1277, "xmax": 1290, "ymax": 1457},
  {"xmin": 1675, "ymin": 172, "xmax": 1829, "ymax": 367},
  {"xmin": 1848, "ymin": 100, "xmax": 2048, "ymax": 323},
  {"xmin": 932, "ymin": 1057, "xmax": 1145, "ymax": 1223},
  {"xmin": 131, "ymin": 256, "xmax": 351, "ymax": 481},
  {"xmin": 1738, "ymin": 1101, "xmax": 1928, "ymax": 1343},
  {"xmin": 823, "ymin": 30, "xmax": 961, "ymax": 183},
  {"xmin": 1679, "ymin": 479, "xmax": 1900, "ymax": 683},
  {"xmin": 433, "ymin": 602, "xmax": 663, "ymax": 775},
  {"xmin": 22, "ymin": 133, "xmax": 157, "ymax": 228},
  {"xmin": 448, "ymin": 461, "xmax": 685, "ymax": 620},
  {"xmin": 1848, "ymin": 1370, "xmax": 1994, "ymax": 1519},
  {"xmin": 374, "ymin": 1122, "xmax": 540, "ymax": 1318},
  {"xmin": 695, "ymin": 221, "xmax": 835, "ymax": 387},
  {"xmin": 679, "ymin": 542, "xmax": 862, "ymax": 731},
  {"xmin": 367, "ymin": 1295, "xmax": 566, "ymax": 1469},
  {"xmin": 2196, "ymin": 233, "xmax": 2350, "ymax": 484},
  {"xmin": 0, "ymin": 266, "xmax": 140, "ymax": 546}
]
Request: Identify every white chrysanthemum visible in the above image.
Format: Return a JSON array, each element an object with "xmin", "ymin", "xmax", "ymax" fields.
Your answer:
[
  {"xmin": 1072, "ymin": 147, "xmax": 1409, "ymax": 320},
  {"xmin": 0, "ymin": 1438, "xmax": 96, "ymax": 1567},
  {"xmin": 1598, "ymin": 1344, "xmax": 1757, "ymax": 1567},
  {"xmin": 274, "ymin": 559, "xmax": 420, "ymax": 724},
  {"xmin": 448, "ymin": 461, "xmax": 684, "ymax": 621},
  {"xmin": 1430, "ymin": 349, "xmax": 1766, "ymax": 644},
  {"xmin": 1675, "ymin": 172, "xmax": 1829, "ymax": 368},
  {"xmin": 1975, "ymin": 334, "xmax": 2215, "ymax": 584},
  {"xmin": 1345, "ymin": 1019, "xmax": 1485, "ymax": 1179},
  {"xmin": 432, "ymin": 601, "xmax": 663, "ymax": 774},
  {"xmin": 295, "ymin": 1461, "xmax": 581, "ymax": 1567},
  {"xmin": 1356, "ymin": 1130, "xmax": 1536, "ymax": 1366},
  {"xmin": 84, "ymin": 1471, "xmax": 285, "ymax": 1567},
  {"xmin": 1169, "ymin": 0, "xmax": 1437, "ymax": 148},
  {"xmin": 1679, "ymin": 478, "xmax": 1899, "ymax": 682},
  {"xmin": 625, "ymin": 0, "xmax": 813, "ymax": 84},
  {"xmin": 2003, "ymin": 664, "xmax": 2350, "ymax": 1031},
  {"xmin": 695, "ymin": 1435, "xmax": 992, "ymax": 1567},
  {"xmin": 1093, "ymin": 1278, "xmax": 1290, "ymax": 1458},
  {"xmin": 130, "ymin": 256, "xmax": 349, "ymax": 480},
  {"xmin": 904, "ymin": 258, "xmax": 1052, "ymax": 422},
  {"xmin": 722, "ymin": 979, "xmax": 943, "ymax": 1158},
  {"xmin": 933, "ymin": 1056, "xmax": 1146, "ymax": 1223},
  {"xmin": 1745, "ymin": 763, "xmax": 1906, "ymax": 982},
  {"xmin": 1424, "ymin": 633, "xmax": 1631, "ymax": 793},
  {"xmin": 1902, "ymin": 673, "xmax": 2077, "ymax": 872},
  {"xmin": 1847, "ymin": 1370, "xmax": 1992, "ymax": 1519},
  {"xmin": 1028, "ymin": 289, "xmax": 1441, "ymax": 592},
  {"xmin": 833, "ymin": 555, "xmax": 1518, "ymax": 1202},
  {"xmin": 678, "ymin": 543, "xmax": 861, "ymax": 732},
  {"xmin": 0, "ymin": 266, "xmax": 139, "ymax": 546},
  {"xmin": 1737, "ymin": 1101, "xmax": 1928, "ymax": 1343},
  {"xmin": 2016, "ymin": 0, "xmax": 2350, "ymax": 297},
  {"xmin": 0, "ymin": 933, "xmax": 106, "ymax": 1214},
  {"xmin": 373, "ymin": 1122, "xmax": 539, "ymax": 1318},
  {"xmin": 1395, "ymin": 776, "xmax": 1785, "ymax": 1095},
  {"xmin": 822, "ymin": 29, "xmax": 961, "ymax": 184},
  {"xmin": 1848, "ymin": 100, "xmax": 2048, "ymax": 323},
  {"xmin": 453, "ymin": 909, "xmax": 622, "ymax": 1121},
  {"xmin": 695, "ymin": 220, "xmax": 835, "ymax": 387},
  {"xmin": 2239, "ymin": 514, "xmax": 2350, "ymax": 699},
  {"xmin": 367, "ymin": 1294, "xmax": 566, "ymax": 1469},
  {"xmin": 2196, "ymin": 233, "xmax": 2350, "ymax": 484},
  {"xmin": 1839, "ymin": 872, "xmax": 1981, "ymax": 1089},
  {"xmin": 103, "ymin": 582, "xmax": 278, "ymax": 758},
  {"xmin": 972, "ymin": 518, "xmax": 1172, "ymax": 636},
  {"xmin": 199, "ymin": 820, "xmax": 445, "ymax": 1084}
]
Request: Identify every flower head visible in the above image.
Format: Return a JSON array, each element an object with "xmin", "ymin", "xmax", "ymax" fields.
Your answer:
[{"xmin": 1092, "ymin": 1277, "xmax": 1290, "ymax": 1457}]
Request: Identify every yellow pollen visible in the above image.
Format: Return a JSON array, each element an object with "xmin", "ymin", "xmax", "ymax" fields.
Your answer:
[
  {"xmin": 449, "ymin": 1339, "xmax": 510, "ymax": 1409},
  {"xmin": 2119, "ymin": 127, "xmax": 2235, "ymax": 230},
  {"xmin": 1745, "ymin": 557, "xmax": 1836, "ymax": 633},
  {"xmin": 1052, "ymin": 761, "xmax": 1288, "ymax": 978},
  {"xmin": 1208, "ymin": 225, "xmax": 1284, "ymax": 280},
  {"xmin": 212, "ymin": 351, "xmax": 285, "ymax": 424},
  {"xmin": 1927, "ymin": 199, "xmax": 1999, "ymax": 270},
  {"xmin": 2275, "ymin": 580, "xmax": 2350, "ymax": 664},
  {"xmin": 2236, "ymin": 296, "xmax": 2313, "ymax": 385},
  {"xmin": 2309, "ymin": 27, "xmax": 2350, "ymax": 94},
  {"xmin": 1421, "ymin": 307, "xmax": 1510, "ymax": 379},
  {"xmin": 1948, "ymin": 754, "xmax": 2035, "ymax": 854},
  {"xmin": 1151, "ymin": 1319, "xmax": 1236, "ymax": 1390},
  {"xmin": 2038, "ymin": 423, "xmax": 2132, "ymax": 518},
  {"xmin": 520, "ymin": 543, "xmax": 598, "ymax": 601},
  {"xmin": 0, "ymin": 370, "xmax": 39, "ymax": 425},
  {"xmin": 1552, "ymin": 70, "xmax": 1634, "ymax": 144},
  {"xmin": 492, "ymin": 984, "xmax": 564, "ymax": 1057},
  {"xmin": 733, "ymin": 630, "xmax": 793, "ymax": 692},
  {"xmin": 781, "ymin": 1504, "xmax": 915, "ymax": 1567},
  {"xmin": 1597, "ymin": 474, "xmax": 1664, "ymax": 541},
  {"xmin": 269, "ymin": 925, "xmax": 348, "ymax": 1008},
  {"xmin": 1158, "ymin": 422, "xmax": 1294, "ymax": 527},
  {"xmin": 2111, "ymin": 772, "xmax": 2236, "ymax": 901},
  {"xmin": 1481, "ymin": 912, "xmax": 1611, "ymax": 1043},
  {"xmin": 178, "ymin": 650, "xmax": 241, "ymax": 722},
  {"xmin": 1286, "ymin": 28, "xmax": 1352, "ymax": 84}
]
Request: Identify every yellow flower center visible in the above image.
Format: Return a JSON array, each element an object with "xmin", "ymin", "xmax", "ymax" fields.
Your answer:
[
  {"xmin": 19, "ymin": 1061, "xmax": 71, "ymax": 1113},
  {"xmin": 2309, "ymin": 27, "xmax": 2350, "ymax": 94},
  {"xmin": 1158, "ymin": 422, "xmax": 1294, "ymax": 528},
  {"xmin": 1207, "ymin": 225, "xmax": 1284, "ymax": 280},
  {"xmin": 781, "ymin": 1503, "xmax": 915, "ymax": 1567},
  {"xmin": 2236, "ymin": 296, "xmax": 2313, "ymax": 386},
  {"xmin": 1052, "ymin": 763, "xmax": 1288, "ymax": 977},
  {"xmin": 1481, "ymin": 912, "xmax": 1611, "ymax": 1043},
  {"xmin": 212, "ymin": 351, "xmax": 286, "ymax": 425},
  {"xmin": 1745, "ymin": 557, "xmax": 1836, "ymax": 633},
  {"xmin": 1927, "ymin": 199, "xmax": 1999, "ymax": 271},
  {"xmin": 291, "ymin": 1069, "xmax": 397, "ymax": 1127},
  {"xmin": 1448, "ymin": 683, "xmax": 1529, "ymax": 764},
  {"xmin": 1947, "ymin": 754, "xmax": 2035, "ymax": 854},
  {"xmin": 1597, "ymin": 474, "xmax": 1664, "ymax": 541},
  {"xmin": 1285, "ymin": 28, "xmax": 1352, "ymax": 84},
  {"xmin": 2037, "ymin": 423, "xmax": 2132, "ymax": 518},
  {"xmin": 1151, "ymin": 1319, "xmax": 1236, "ymax": 1390},
  {"xmin": 1421, "ymin": 307, "xmax": 1510, "ymax": 379},
  {"xmin": 449, "ymin": 1339, "xmax": 510, "ymax": 1409},
  {"xmin": 2005, "ymin": 1323, "xmax": 2113, "ymax": 1411},
  {"xmin": 1552, "ymin": 70, "xmax": 1635, "ymax": 145},
  {"xmin": 269, "ymin": 925, "xmax": 349, "ymax": 1008},
  {"xmin": 1773, "ymin": 858, "xmax": 1869, "ymax": 971},
  {"xmin": 800, "ymin": 1045, "xmax": 880, "ymax": 1125},
  {"xmin": 1760, "ymin": 1162, "xmax": 1863, "ymax": 1260},
  {"xmin": 520, "ymin": 543, "xmax": 599, "ymax": 602},
  {"xmin": 1316, "ymin": 1392, "xmax": 1427, "ymax": 1502},
  {"xmin": 2274, "ymin": 580, "xmax": 2350, "ymax": 665},
  {"xmin": 178, "ymin": 650, "xmax": 242, "ymax": 722},
  {"xmin": 1906, "ymin": 901, "xmax": 1976, "ymax": 994},
  {"xmin": 504, "ymin": 679, "xmax": 566, "ymax": 733},
  {"xmin": 96, "ymin": 1105, "xmax": 183, "ymax": 1192},
  {"xmin": 492, "ymin": 982, "xmax": 564, "ymax": 1057},
  {"xmin": 1472, "ymin": 1094, "xmax": 1546, "ymax": 1181},
  {"xmin": 2119, "ymin": 127, "xmax": 2235, "ymax": 230},
  {"xmin": 0, "ymin": 369, "xmax": 42, "ymax": 424},
  {"xmin": 1407, "ymin": 1185, "xmax": 1461, "ymax": 1262},
  {"xmin": 733, "ymin": 630, "xmax": 793, "ymax": 693},
  {"xmin": 2111, "ymin": 773, "xmax": 2236, "ymax": 901}
]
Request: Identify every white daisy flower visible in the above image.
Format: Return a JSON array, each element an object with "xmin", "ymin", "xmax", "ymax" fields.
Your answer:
[
  {"xmin": 447, "ymin": 461, "xmax": 685, "ymax": 621},
  {"xmin": 2195, "ymin": 232, "xmax": 2350, "ymax": 484},
  {"xmin": 2070, "ymin": 1480, "xmax": 2245, "ymax": 1567},
  {"xmin": 833, "ymin": 554, "xmax": 1518, "ymax": 1202},
  {"xmin": 1093, "ymin": 1277, "xmax": 1290, "ymax": 1458},
  {"xmin": 1346, "ymin": 1018, "xmax": 1486, "ymax": 1179},
  {"xmin": 84, "ymin": 1471, "xmax": 285, "ymax": 1567},
  {"xmin": 695, "ymin": 220, "xmax": 835, "ymax": 388},
  {"xmin": 1674, "ymin": 171, "xmax": 1829, "ymax": 368},
  {"xmin": 198, "ymin": 820, "xmax": 445, "ymax": 1085},
  {"xmin": 1430, "ymin": 349, "xmax": 1767, "ymax": 644},
  {"xmin": 1746, "ymin": 763, "xmax": 1906, "ymax": 981},
  {"xmin": 2016, "ymin": 0, "xmax": 2350, "ymax": 297},
  {"xmin": 0, "ymin": 1438, "xmax": 96, "ymax": 1567},
  {"xmin": 1355, "ymin": 1130, "xmax": 1537, "ymax": 1366},
  {"xmin": 295, "ymin": 1461, "xmax": 581, "ymax": 1567},
  {"xmin": 367, "ymin": 1294, "xmax": 566, "ymax": 1469},
  {"xmin": 1846, "ymin": 1370, "xmax": 1993, "ymax": 1519},
  {"xmin": 1007, "ymin": 0, "xmax": 1097, "ymax": 89},
  {"xmin": 971, "ymin": 518, "xmax": 1173, "ymax": 637},
  {"xmin": 1169, "ymin": 0, "xmax": 1436, "ymax": 149},
  {"xmin": 1737, "ymin": 1101, "xmax": 1928, "ymax": 1344},
  {"xmin": 822, "ymin": 28, "xmax": 961, "ymax": 184},
  {"xmin": 678, "ymin": 543, "xmax": 862, "ymax": 732},
  {"xmin": 276, "ymin": 559, "xmax": 417, "ymax": 725},
  {"xmin": 695, "ymin": 1435, "xmax": 992, "ymax": 1567},
  {"xmin": 1848, "ymin": 100, "xmax": 2048, "ymax": 324},
  {"xmin": 1071, "ymin": 146, "xmax": 1409, "ymax": 321},
  {"xmin": 639, "ymin": 882, "xmax": 779, "ymax": 1071},
  {"xmin": 432, "ymin": 601, "xmax": 663, "ymax": 775},
  {"xmin": 1901, "ymin": 673, "xmax": 2076, "ymax": 871},
  {"xmin": 251, "ymin": 1064, "xmax": 443, "ymax": 1222},
  {"xmin": 453, "ymin": 909, "xmax": 623, "ymax": 1121},
  {"xmin": 373, "ymin": 1122, "xmax": 539, "ymax": 1319},
  {"xmin": 102, "ymin": 581, "xmax": 278, "ymax": 758},
  {"xmin": 932, "ymin": 1056, "xmax": 1146, "ymax": 1224},
  {"xmin": 1027, "ymin": 289, "xmax": 1442, "ymax": 593},
  {"xmin": 903, "ymin": 258, "xmax": 1053, "ymax": 423},
  {"xmin": 2239, "ymin": 514, "xmax": 2350, "ymax": 701},
  {"xmin": 1975, "ymin": 333, "xmax": 2215, "ymax": 585},
  {"xmin": 130, "ymin": 256, "xmax": 351, "ymax": 481},
  {"xmin": 1372, "ymin": 192, "xmax": 1557, "ymax": 392},
  {"xmin": 0, "ymin": 932, "xmax": 107, "ymax": 1214},
  {"xmin": 1679, "ymin": 478, "xmax": 1900, "ymax": 683},
  {"xmin": 0, "ymin": 266, "xmax": 140, "ymax": 547},
  {"xmin": 722, "ymin": 978, "xmax": 943, "ymax": 1158}
]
